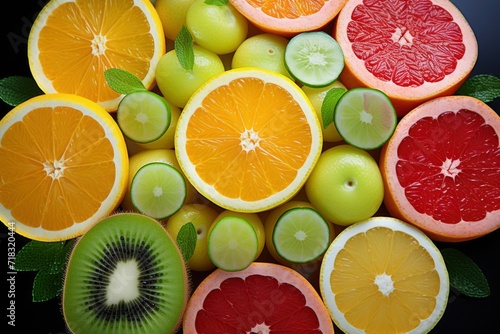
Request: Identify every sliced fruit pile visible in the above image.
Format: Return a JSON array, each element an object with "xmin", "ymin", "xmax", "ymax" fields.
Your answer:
[{"xmin": 1, "ymin": 0, "xmax": 499, "ymax": 333}]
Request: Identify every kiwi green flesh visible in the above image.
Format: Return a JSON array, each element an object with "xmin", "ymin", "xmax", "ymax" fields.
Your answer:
[{"xmin": 63, "ymin": 213, "xmax": 188, "ymax": 333}]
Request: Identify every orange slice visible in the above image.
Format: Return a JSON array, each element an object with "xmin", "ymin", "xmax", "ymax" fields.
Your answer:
[
  {"xmin": 0, "ymin": 94, "xmax": 129, "ymax": 241},
  {"xmin": 320, "ymin": 216, "xmax": 449, "ymax": 333},
  {"xmin": 28, "ymin": 0, "xmax": 165, "ymax": 112},
  {"xmin": 175, "ymin": 68, "xmax": 323, "ymax": 213},
  {"xmin": 229, "ymin": 0, "xmax": 347, "ymax": 36}
]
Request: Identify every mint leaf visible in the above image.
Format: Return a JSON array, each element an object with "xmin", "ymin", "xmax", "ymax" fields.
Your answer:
[
  {"xmin": 175, "ymin": 26, "xmax": 195, "ymax": 71},
  {"xmin": 176, "ymin": 222, "xmax": 197, "ymax": 262},
  {"xmin": 455, "ymin": 74, "xmax": 500, "ymax": 103},
  {"xmin": 48, "ymin": 238, "xmax": 77, "ymax": 274},
  {"xmin": 205, "ymin": 0, "xmax": 229, "ymax": 5},
  {"xmin": 32, "ymin": 266, "xmax": 65, "ymax": 302},
  {"xmin": 104, "ymin": 68, "xmax": 146, "ymax": 94},
  {"xmin": 0, "ymin": 76, "xmax": 43, "ymax": 106},
  {"xmin": 15, "ymin": 241, "xmax": 64, "ymax": 271},
  {"xmin": 321, "ymin": 87, "xmax": 346, "ymax": 129},
  {"xmin": 441, "ymin": 248, "xmax": 490, "ymax": 298}
]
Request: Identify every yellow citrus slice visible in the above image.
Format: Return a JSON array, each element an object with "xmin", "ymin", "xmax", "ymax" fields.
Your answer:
[
  {"xmin": 175, "ymin": 68, "xmax": 323, "ymax": 212},
  {"xmin": 320, "ymin": 216, "xmax": 449, "ymax": 334},
  {"xmin": 0, "ymin": 94, "xmax": 129, "ymax": 241},
  {"xmin": 28, "ymin": 0, "xmax": 165, "ymax": 112}
]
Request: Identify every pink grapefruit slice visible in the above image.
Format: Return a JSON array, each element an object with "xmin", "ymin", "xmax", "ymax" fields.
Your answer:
[
  {"xmin": 380, "ymin": 95, "xmax": 500, "ymax": 242},
  {"xmin": 335, "ymin": 0, "xmax": 478, "ymax": 117},
  {"xmin": 182, "ymin": 262, "xmax": 335, "ymax": 333}
]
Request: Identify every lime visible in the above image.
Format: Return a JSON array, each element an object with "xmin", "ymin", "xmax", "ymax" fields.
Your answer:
[
  {"xmin": 185, "ymin": 0, "xmax": 248, "ymax": 55},
  {"xmin": 130, "ymin": 162, "xmax": 187, "ymax": 219},
  {"xmin": 284, "ymin": 31, "xmax": 344, "ymax": 88},
  {"xmin": 231, "ymin": 33, "xmax": 292, "ymax": 79},
  {"xmin": 116, "ymin": 90, "xmax": 171, "ymax": 143},
  {"xmin": 154, "ymin": 0, "xmax": 196, "ymax": 41},
  {"xmin": 208, "ymin": 215, "xmax": 259, "ymax": 272},
  {"xmin": 334, "ymin": 87, "xmax": 397, "ymax": 150},
  {"xmin": 273, "ymin": 206, "xmax": 331, "ymax": 264},
  {"xmin": 305, "ymin": 145, "xmax": 384, "ymax": 226}
]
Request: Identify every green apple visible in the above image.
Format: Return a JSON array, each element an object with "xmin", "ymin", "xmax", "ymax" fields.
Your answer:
[
  {"xmin": 165, "ymin": 203, "xmax": 219, "ymax": 272},
  {"xmin": 305, "ymin": 144, "xmax": 384, "ymax": 226}
]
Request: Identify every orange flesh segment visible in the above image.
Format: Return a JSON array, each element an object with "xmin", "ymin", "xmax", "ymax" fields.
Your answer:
[
  {"xmin": 185, "ymin": 77, "xmax": 313, "ymax": 202},
  {"xmin": 331, "ymin": 227, "xmax": 439, "ymax": 333},
  {"xmin": 396, "ymin": 109, "xmax": 500, "ymax": 224},
  {"xmin": 38, "ymin": 0, "xmax": 155, "ymax": 103},
  {"xmin": 0, "ymin": 106, "xmax": 115, "ymax": 231},
  {"xmin": 247, "ymin": 0, "xmax": 326, "ymax": 18}
]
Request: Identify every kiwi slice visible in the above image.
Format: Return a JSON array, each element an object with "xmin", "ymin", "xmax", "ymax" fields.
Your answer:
[{"xmin": 63, "ymin": 212, "xmax": 189, "ymax": 333}]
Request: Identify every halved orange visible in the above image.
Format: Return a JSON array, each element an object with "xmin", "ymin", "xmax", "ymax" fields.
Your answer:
[
  {"xmin": 28, "ymin": 0, "xmax": 165, "ymax": 112},
  {"xmin": 175, "ymin": 68, "xmax": 323, "ymax": 213},
  {"xmin": 229, "ymin": 0, "xmax": 347, "ymax": 36},
  {"xmin": 320, "ymin": 216, "xmax": 449, "ymax": 333},
  {"xmin": 0, "ymin": 94, "xmax": 129, "ymax": 241}
]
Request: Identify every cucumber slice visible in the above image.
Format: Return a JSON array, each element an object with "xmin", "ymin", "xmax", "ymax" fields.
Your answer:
[
  {"xmin": 130, "ymin": 162, "xmax": 186, "ymax": 219},
  {"xmin": 117, "ymin": 90, "xmax": 171, "ymax": 143},
  {"xmin": 334, "ymin": 87, "xmax": 397, "ymax": 150},
  {"xmin": 285, "ymin": 31, "xmax": 344, "ymax": 88}
]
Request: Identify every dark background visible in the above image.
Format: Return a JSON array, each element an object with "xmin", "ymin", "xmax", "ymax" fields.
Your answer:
[{"xmin": 1, "ymin": 1, "xmax": 499, "ymax": 333}]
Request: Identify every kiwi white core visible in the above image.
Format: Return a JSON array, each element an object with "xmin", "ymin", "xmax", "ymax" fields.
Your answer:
[{"xmin": 106, "ymin": 260, "xmax": 140, "ymax": 305}]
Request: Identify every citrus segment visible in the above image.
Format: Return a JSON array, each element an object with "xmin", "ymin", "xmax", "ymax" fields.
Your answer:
[
  {"xmin": 175, "ymin": 68, "xmax": 322, "ymax": 212},
  {"xmin": 0, "ymin": 93, "xmax": 128, "ymax": 241},
  {"xmin": 320, "ymin": 217, "xmax": 449, "ymax": 334},
  {"xmin": 380, "ymin": 95, "xmax": 500, "ymax": 242},
  {"xmin": 230, "ymin": 0, "xmax": 348, "ymax": 36},
  {"xmin": 335, "ymin": 0, "xmax": 478, "ymax": 116},
  {"xmin": 334, "ymin": 87, "xmax": 397, "ymax": 150},
  {"xmin": 183, "ymin": 262, "xmax": 335, "ymax": 333},
  {"xmin": 28, "ymin": 0, "xmax": 165, "ymax": 112}
]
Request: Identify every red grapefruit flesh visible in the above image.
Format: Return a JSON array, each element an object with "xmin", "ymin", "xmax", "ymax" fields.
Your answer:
[
  {"xmin": 335, "ymin": 0, "xmax": 478, "ymax": 117},
  {"xmin": 183, "ymin": 262, "xmax": 335, "ymax": 333},
  {"xmin": 380, "ymin": 95, "xmax": 500, "ymax": 242}
]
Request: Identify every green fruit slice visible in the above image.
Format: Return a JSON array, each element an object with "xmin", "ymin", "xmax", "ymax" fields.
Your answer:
[
  {"xmin": 117, "ymin": 90, "xmax": 171, "ymax": 143},
  {"xmin": 130, "ymin": 162, "xmax": 187, "ymax": 219},
  {"xmin": 63, "ymin": 213, "xmax": 188, "ymax": 333},
  {"xmin": 208, "ymin": 216, "xmax": 258, "ymax": 272},
  {"xmin": 284, "ymin": 31, "xmax": 344, "ymax": 88},
  {"xmin": 273, "ymin": 207, "xmax": 331, "ymax": 263},
  {"xmin": 334, "ymin": 87, "xmax": 397, "ymax": 150}
]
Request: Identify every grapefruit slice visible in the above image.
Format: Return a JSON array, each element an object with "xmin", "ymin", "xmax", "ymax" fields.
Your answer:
[
  {"xmin": 380, "ymin": 95, "xmax": 500, "ymax": 242},
  {"xmin": 334, "ymin": 0, "xmax": 478, "ymax": 117},
  {"xmin": 229, "ymin": 0, "xmax": 347, "ymax": 36},
  {"xmin": 183, "ymin": 262, "xmax": 335, "ymax": 333}
]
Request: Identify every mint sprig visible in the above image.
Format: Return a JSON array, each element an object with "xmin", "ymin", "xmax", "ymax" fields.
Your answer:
[
  {"xmin": 15, "ymin": 239, "xmax": 77, "ymax": 302},
  {"xmin": 455, "ymin": 74, "xmax": 500, "ymax": 103},
  {"xmin": 205, "ymin": 0, "xmax": 229, "ymax": 5},
  {"xmin": 321, "ymin": 87, "xmax": 346, "ymax": 129},
  {"xmin": 441, "ymin": 248, "xmax": 490, "ymax": 298},
  {"xmin": 0, "ymin": 76, "xmax": 43, "ymax": 107},
  {"xmin": 176, "ymin": 222, "xmax": 197, "ymax": 262},
  {"xmin": 175, "ymin": 26, "xmax": 195, "ymax": 71},
  {"xmin": 104, "ymin": 68, "xmax": 147, "ymax": 94}
]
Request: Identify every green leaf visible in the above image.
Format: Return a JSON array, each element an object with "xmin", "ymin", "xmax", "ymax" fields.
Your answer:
[
  {"xmin": 0, "ymin": 76, "xmax": 44, "ymax": 106},
  {"xmin": 205, "ymin": 0, "xmax": 229, "ymax": 5},
  {"xmin": 455, "ymin": 74, "xmax": 500, "ymax": 103},
  {"xmin": 48, "ymin": 238, "xmax": 77, "ymax": 274},
  {"xmin": 32, "ymin": 266, "xmax": 65, "ymax": 302},
  {"xmin": 441, "ymin": 248, "xmax": 490, "ymax": 298},
  {"xmin": 104, "ymin": 68, "xmax": 147, "ymax": 95},
  {"xmin": 15, "ymin": 241, "xmax": 64, "ymax": 272},
  {"xmin": 321, "ymin": 87, "xmax": 346, "ymax": 129},
  {"xmin": 175, "ymin": 26, "xmax": 195, "ymax": 71},
  {"xmin": 176, "ymin": 222, "xmax": 197, "ymax": 262}
]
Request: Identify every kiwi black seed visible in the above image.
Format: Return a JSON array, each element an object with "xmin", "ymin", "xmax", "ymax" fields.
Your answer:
[{"xmin": 63, "ymin": 212, "xmax": 189, "ymax": 333}]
